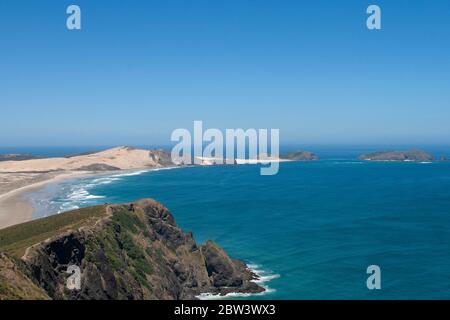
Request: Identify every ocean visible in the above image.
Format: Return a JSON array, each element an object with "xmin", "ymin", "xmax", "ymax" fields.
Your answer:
[{"xmin": 22, "ymin": 146, "xmax": 450, "ymax": 299}]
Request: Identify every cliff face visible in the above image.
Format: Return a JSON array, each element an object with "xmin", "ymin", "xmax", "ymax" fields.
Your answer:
[
  {"xmin": 0, "ymin": 253, "xmax": 49, "ymax": 299},
  {"xmin": 0, "ymin": 199, "xmax": 262, "ymax": 300}
]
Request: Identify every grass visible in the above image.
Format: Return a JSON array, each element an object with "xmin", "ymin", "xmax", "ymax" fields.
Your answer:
[
  {"xmin": 116, "ymin": 221, "xmax": 154, "ymax": 277},
  {"xmin": 0, "ymin": 204, "xmax": 157, "ymax": 294},
  {"xmin": 112, "ymin": 209, "xmax": 145, "ymax": 233},
  {"xmin": 0, "ymin": 205, "xmax": 107, "ymax": 257}
]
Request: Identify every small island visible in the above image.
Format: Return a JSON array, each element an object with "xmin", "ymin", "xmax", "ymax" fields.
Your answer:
[
  {"xmin": 358, "ymin": 150, "xmax": 434, "ymax": 162},
  {"xmin": 282, "ymin": 151, "xmax": 319, "ymax": 161}
]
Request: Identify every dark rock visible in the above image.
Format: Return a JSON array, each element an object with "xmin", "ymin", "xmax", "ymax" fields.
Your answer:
[
  {"xmin": 2, "ymin": 199, "xmax": 264, "ymax": 300},
  {"xmin": 201, "ymin": 240, "xmax": 242, "ymax": 287},
  {"xmin": 148, "ymin": 150, "xmax": 174, "ymax": 166}
]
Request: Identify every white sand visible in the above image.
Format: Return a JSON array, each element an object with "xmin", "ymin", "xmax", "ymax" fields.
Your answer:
[
  {"xmin": 0, "ymin": 147, "xmax": 168, "ymax": 229},
  {"xmin": 0, "ymin": 172, "xmax": 87, "ymax": 229},
  {"xmin": 0, "ymin": 146, "xmax": 166, "ymax": 173}
]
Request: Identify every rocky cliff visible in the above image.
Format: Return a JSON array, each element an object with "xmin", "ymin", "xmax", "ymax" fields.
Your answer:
[{"xmin": 0, "ymin": 199, "xmax": 263, "ymax": 300}]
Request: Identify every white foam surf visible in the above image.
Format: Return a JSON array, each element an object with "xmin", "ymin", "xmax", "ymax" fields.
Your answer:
[
  {"xmin": 196, "ymin": 263, "xmax": 280, "ymax": 300},
  {"xmin": 54, "ymin": 167, "xmax": 180, "ymax": 214},
  {"xmin": 111, "ymin": 169, "xmax": 150, "ymax": 178}
]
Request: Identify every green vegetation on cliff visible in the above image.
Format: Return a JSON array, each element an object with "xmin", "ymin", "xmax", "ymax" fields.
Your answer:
[
  {"xmin": 0, "ymin": 253, "xmax": 49, "ymax": 300},
  {"xmin": 0, "ymin": 199, "xmax": 263, "ymax": 300},
  {"xmin": 0, "ymin": 205, "xmax": 107, "ymax": 258}
]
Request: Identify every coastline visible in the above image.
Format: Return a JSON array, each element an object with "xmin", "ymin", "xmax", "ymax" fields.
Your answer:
[
  {"xmin": 0, "ymin": 153, "xmax": 296, "ymax": 231},
  {"xmin": 0, "ymin": 166, "xmax": 179, "ymax": 230},
  {"xmin": 0, "ymin": 146, "xmax": 176, "ymax": 230},
  {"xmin": 196, "ymin": 263, "xmax": 280, "ymax": 300},
  {"xmin": 0, "ymin": 172, "xmax": 89, "ymax": 229},
  {"xmin": 0, "ymin": 145, "xmax": 297, "ymax": 230}
]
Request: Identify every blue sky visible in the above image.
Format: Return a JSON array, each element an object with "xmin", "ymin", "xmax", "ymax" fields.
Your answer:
[{"xmin": 1, "ymin": 0, "xmax": 449, "ymax": 146}]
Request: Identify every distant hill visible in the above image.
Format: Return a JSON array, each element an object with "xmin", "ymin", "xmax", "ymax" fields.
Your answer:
[
  {"xmin": 0, "ymin": 154, "xmax": 41, "ymax": 162},
  {"xmin": 0, "ymin": 146, "xmax": 173, "ymax": 173},
  {"xmin": 0, "ymin": 199, "xmax": 263, "ymax": 300},
  {"xmin": 358, "ymin": 150, "xmax": 434, "ymax": 162}
]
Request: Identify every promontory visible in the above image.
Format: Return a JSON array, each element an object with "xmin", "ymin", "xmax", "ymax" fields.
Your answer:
[{"xmin": 0, "ymin": 199, "xmax": 263, "ymax": 299}]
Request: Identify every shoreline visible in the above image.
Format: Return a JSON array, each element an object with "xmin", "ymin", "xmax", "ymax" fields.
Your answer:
[
  {"xmin": 196, "ymin": 263, "xmax": 280, "ymax": 300},
  {"xmin": 0, "ymin": 171, "xmax": 92, "ymax": 230},
  {"xmin": 0, "ymin": 158, "xmax": 297, "ymax": 230},
  {"xmin": 0, "ymin": 168, "xmax": 163, "ymax": 230}
]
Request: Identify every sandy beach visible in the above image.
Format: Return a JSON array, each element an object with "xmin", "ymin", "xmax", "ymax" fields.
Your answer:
[
  {"xmin": 0, "ymin": 192, "xmax": 33, "ymax": 230},
  {"xmin": 0, "ymin": 172, "xmax": 89, "ymax": 229},
  {"xmin": 0, "ymin": 147, "xmax": 289, "ymax": 229},
  {"xmin": 0, "ymin": 147, "xmax": 172, "ymax": 230}
]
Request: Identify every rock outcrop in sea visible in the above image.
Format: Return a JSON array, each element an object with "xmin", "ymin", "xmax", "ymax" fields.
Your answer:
[
  {"xmin": 0, "ymin": 199, "xmax": 263, "ymax": 299},
  {"xmin": 282, "ymin": 151, "xmax": 319, "ymax": 161},
  {"xmin": 358, "ymin": 150, "xmax": 434, "ymax": 162}
]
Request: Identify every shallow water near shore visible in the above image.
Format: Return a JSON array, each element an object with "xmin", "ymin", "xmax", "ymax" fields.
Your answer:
[{"xmin": 28, "ymin": 158, "xmax": 450, "ymax": 299}]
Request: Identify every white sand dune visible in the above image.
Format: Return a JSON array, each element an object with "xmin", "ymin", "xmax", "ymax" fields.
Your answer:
[
  {"xmin": 0, "ymin": 147, "xmax": 171, "ymax": 229},
  {"xmin": 0, "ymin": 146, "xmax": 169, "ymax": 173}
]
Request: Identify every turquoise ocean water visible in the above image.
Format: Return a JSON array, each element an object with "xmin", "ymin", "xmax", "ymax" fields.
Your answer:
[{"xmin": 25, "ymin": 149, "xmax": 450, "ymax": 299}]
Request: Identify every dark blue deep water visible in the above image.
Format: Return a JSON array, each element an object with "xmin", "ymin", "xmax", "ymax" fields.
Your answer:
[{"xmin": 30, "ymin": 158, "xmax": 450, "ymax": 299}]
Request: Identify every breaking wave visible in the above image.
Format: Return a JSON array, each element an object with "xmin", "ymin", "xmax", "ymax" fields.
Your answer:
[{"xmin": 196, "ymin": 263, "xmax": 280, "ymax": 300}]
